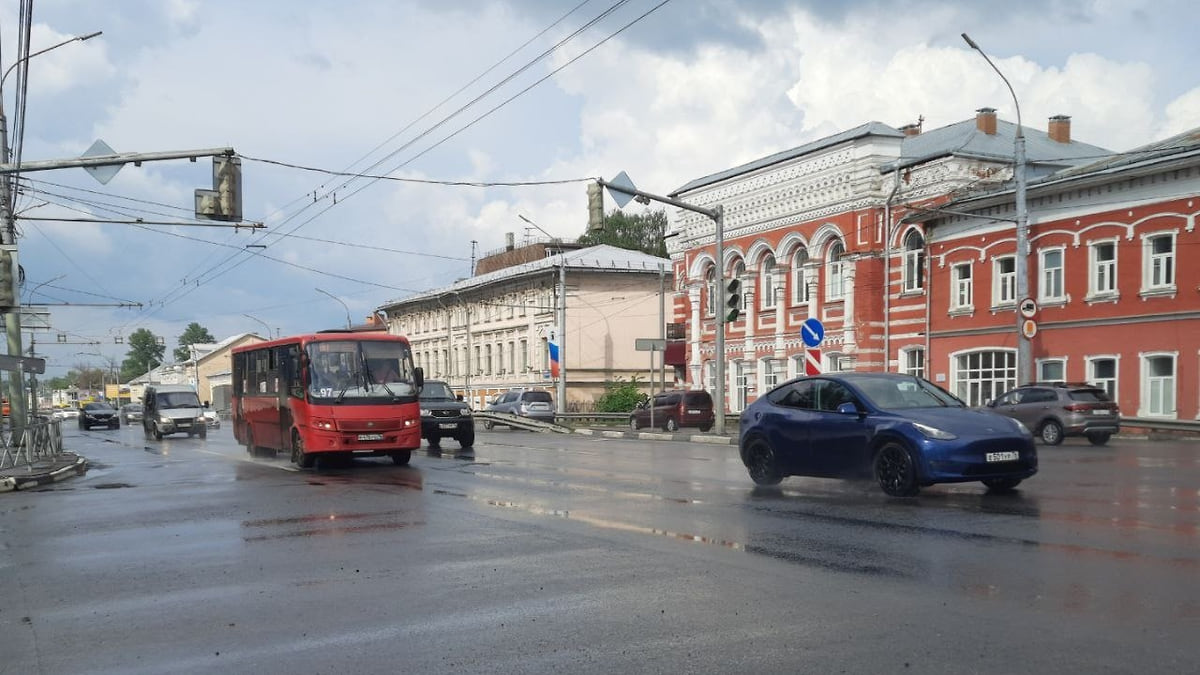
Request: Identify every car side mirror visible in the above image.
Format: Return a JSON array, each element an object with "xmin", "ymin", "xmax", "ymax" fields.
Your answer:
[
  {"xmin": 984, "ymin": 399, "xmax": 995, "ymax": 407},
  {"xmin": 456, "ymin": 394, "xmax": 464, "ymax": 401},
  {"xmin": 836, "ymin": 402, "xmax": 860, "ymax": 416}
]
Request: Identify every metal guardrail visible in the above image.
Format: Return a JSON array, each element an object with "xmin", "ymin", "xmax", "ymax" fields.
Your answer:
[
  {"xmin": 0, "ymin": 417, "xmax": 67, "ymax": 470},
  {"xmin": 1119, "ymin": 417, "xmax": 1200, "ymax": 434},
  {"xmin": 474, "ymin": 411, "xmax": 572, "ymax": 434}
]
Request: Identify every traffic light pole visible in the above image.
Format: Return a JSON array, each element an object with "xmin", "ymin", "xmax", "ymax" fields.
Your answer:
[{"xmin": 594, "ymin": 180, "xmax": 730, "ymax": 435}]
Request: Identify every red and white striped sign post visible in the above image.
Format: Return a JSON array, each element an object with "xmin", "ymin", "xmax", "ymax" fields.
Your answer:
[{"xmin": 805, "ymin": 348, "xmax": 822, "ymax": 376}]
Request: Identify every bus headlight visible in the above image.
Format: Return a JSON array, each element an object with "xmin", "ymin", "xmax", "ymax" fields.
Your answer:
[{"xmin": 310, "ymin": 417, "xmax": 337, "ymax": 431}]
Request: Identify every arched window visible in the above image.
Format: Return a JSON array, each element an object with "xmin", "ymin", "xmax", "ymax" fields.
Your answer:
[
  {"xmin": 791, "ymin": 247, "xmax": 809, "ymax": 305},
  {"xmin": 826, "ymin": 241, "xmax": 845, "ymax": 301},
  {"xmin": 704, "ymin": 266, "xmax": 717, "ymax": 318},
  {"xmin": 902, "ymin": 230, "xmax": 925, "ymax": 292},
  {"xmin": 760, "ymin": 254, "xmax": 776, "ymax": 310}
]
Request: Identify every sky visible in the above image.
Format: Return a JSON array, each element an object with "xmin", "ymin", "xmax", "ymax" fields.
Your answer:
[{"xmin": 5, "ymin": 0, "xmax": 1199, "ymax": 377}]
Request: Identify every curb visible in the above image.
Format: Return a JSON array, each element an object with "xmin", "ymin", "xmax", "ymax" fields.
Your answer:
[
  {"xmin": 0, "ymin": 456, "xmax": 89, "ymax": 493},
  {"xmin": 572, "ymin": 427, "xmax": 736, "ymax": 445}
]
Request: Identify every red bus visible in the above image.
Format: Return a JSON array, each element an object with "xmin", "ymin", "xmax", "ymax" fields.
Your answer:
[{"xmin": 232, "ymin": 331, "xmax": 424, "ymax": 468}]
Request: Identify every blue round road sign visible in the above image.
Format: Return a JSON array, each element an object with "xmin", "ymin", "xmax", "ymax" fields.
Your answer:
[{"xmin": 801, "ymin": 317, "xmax": 825, "ymax": 348}]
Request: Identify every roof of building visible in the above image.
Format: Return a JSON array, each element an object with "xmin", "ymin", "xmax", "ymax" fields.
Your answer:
[
  {"xmin": 670, "ymin": 114, "xmax": 1112, "ymax": 195},
  {"xmin": 378, "ymin": 244, "xmax": 671, "ymax": 310}
]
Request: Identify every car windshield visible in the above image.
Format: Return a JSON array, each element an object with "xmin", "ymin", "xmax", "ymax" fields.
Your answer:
[
  {"xmin": 522, "ymin": 392, "xmax": 552, "ymax": 404},
  {"xmin": 84, "ymin": 403, "xmax": 115, "ymax": 411},
  {"xmin": 124, "ymin": 404, "xmax": 142, "ymax": 412},
  {"xmin": 419, "ymin": 382, "xmax": 455, "ymax": 401},
  {"xmin": 156, "ymin": 392, "xmax": 201, "ymax": 409},
  {"xmin": 307, "ymin": 339, "xmax": 416, "ymax": 400},
  {"xmin": 855, "ymin": 375, "xmax": 965, "ymax": 410}
]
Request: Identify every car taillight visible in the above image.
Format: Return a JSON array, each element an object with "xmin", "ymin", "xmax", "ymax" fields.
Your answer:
[{"xmin": 1063, "ymin": 404, "xmax": 1089, "ymax": 412}]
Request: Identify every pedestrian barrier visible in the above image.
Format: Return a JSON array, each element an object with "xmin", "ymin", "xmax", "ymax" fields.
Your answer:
[
  {"xmin": 474, "ymin": 411, "xmax": 572, "ymax": 433},
  {"xmin": 0, "ymin": 417, "xmax": 66, "ymax": 470}
]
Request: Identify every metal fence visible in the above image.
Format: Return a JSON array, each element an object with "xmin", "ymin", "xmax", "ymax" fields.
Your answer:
[{"xmin": 0, "ymin": 417, "xmax": 67, "ymax": 470}]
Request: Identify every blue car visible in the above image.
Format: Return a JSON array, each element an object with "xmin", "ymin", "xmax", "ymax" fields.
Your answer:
[{"xmin": 738, "ymin": 373, "xmax": 1037, "ymax": 496}]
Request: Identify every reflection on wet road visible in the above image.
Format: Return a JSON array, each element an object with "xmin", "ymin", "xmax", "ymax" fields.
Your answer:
[{"xmin": 7, "ymin": 424, "xmax": 1198, "ymax": 673}]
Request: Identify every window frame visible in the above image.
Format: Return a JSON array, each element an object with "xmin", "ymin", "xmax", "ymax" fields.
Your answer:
[
  {"xmin": 1142, "ymin": 231, "xmax": 1176, "ymax": 294},
  {"xmin": 1085, "ymin": 355, "xmax": 1119, "ymax": 401},
  {"xmin": 826, "ymin": 241, "xmax": 845, "ymax": 302},
  {"xmin": 950, "ymin": 261, "xmax": 973, "ymax": 311},
  {"xmin": 992, "ymin": 255, "xmax": 1016, "ymax": 307},
  {"xmin": 790, "ymin": 248, "xmax": 810, "ymax": 305},
  {"xmin": 1088, "ymin": 239, "xmax": 1119, "ymax": 299},
  {"xmin": 1140, "ymin": 352, "xmax": 1177, "ymax": 418},
  {"xmin": 1039, "ymin": 246, "xmax": 1066, "ymax": 303},
  {"xmin": 902, "ymin": 229, "xmax": 925, "ymax": 293},
  {"xmin": 760, "ymin": 255, "xmax": 777, "ymax": 310}
]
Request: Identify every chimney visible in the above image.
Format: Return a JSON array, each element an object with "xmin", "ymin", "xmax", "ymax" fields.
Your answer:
[
  {"xmin": 505, "ymin": 232, "xmax": 515, "ymax": 251},
  {"xmin": 1048, "ymin": 115, "xmax": 1071, "ymax": 143},
  {"xmin": 899, "ymin": 123, "xmax": 921, "ymax": 136},
  {"xmin": 975, "ymin": 107, "xmax": 997, "ymax": 135}
]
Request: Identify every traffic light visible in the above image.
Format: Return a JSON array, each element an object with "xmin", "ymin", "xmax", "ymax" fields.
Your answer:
[
  {"xmin": 0, "ymin": 249, "xmax": 14, "ymax": 312},
  {"xmin": 724, "ymin": 277, "xmax": 741, "ymax": 323},
  {"xmin": 587, "ymin": 181, "xmax": 604, "ymax": 232},
  {"xmin": 194, "ymin": 156, "xmax": 243, "ymax": 222}
]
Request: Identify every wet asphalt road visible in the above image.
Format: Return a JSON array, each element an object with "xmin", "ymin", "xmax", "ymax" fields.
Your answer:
[{"xmin": 1, "ymin": 424, "xmax": 1198, "ymax": 674}]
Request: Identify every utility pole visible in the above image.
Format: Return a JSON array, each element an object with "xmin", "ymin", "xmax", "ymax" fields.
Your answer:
[
  {"xmin": 556, "ymin": 257, "xmax": 566, "ymax": 414},
  {"xmin": 595, "ymin": 178, "xmax": 727, "ymax": 434}
]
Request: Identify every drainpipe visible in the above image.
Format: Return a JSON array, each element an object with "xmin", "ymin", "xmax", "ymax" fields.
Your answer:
[{"xmin": 883, "ymin": 167, "xmax": 902, "ymax": 372}]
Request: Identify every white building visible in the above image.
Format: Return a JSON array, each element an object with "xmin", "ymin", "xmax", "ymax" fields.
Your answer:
[{"xmin": 377, "ymin": 243, "xmax": 673, "ymax": 411}]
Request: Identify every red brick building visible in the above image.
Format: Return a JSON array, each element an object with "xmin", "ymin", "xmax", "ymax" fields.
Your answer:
[
  {"xmin": 918, "ymin": 129, "xmax": 1200, "ymax": 419},
  {"xmin": 665, "ymin": 109, "xmax": 1113, "ymax": 414}
]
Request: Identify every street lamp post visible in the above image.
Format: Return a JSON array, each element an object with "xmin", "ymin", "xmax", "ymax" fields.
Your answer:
[
  {"xmin": 242, "ymin": 313, "xmax": 274, "ymax": 339},
  {"xmin": 2, "ymin": 31, "xmax": 102, "ymax": 439},
  {"xmin": 315, "ymin": 288, "xmax": 352, "ymax": 330},
  {"xmin": 962, "ymin": 33, "xmax": 1031, "ymax": 386}
]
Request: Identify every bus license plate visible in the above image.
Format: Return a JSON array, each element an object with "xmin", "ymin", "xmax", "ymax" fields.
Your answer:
[
  {"xmin": 357, "ymin": 433, "xmax": 384, "ymax": 441},
  {"xmin": 985, "ymin": 451, "xmax": 1019, "ymax": 462}
]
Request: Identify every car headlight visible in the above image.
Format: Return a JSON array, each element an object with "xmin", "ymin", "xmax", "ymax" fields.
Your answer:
[
  {"xmin": 912, "ymin": 422, "xmax": 957, "ymax": 440},
  {"xmin": 310, "ymin": 417, "xmax": 337, "ymax": 431},
  {"xmin": 462, "ymin": 408, "xmax": 472, "ymax": 416},
  {"xmin": 420, "ymin": 407, "xmax": 432, "ymax": 416}
]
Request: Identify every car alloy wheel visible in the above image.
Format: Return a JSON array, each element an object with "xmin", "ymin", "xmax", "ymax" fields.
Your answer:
[
  {"xmin": 1039, "ymin": 420, "xmax": 1064, "ymax": 446},
  {"xmin": 874, "ymin": 442, "xmax": 919, "ymax": 497},
  {"xmin": 744, "ymin": 437, "xmax": 782, "ymax": 486}
]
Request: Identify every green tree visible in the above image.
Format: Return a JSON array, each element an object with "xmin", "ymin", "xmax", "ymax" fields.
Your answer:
[
  {"xmin": 174, "ymin": 322, "xmax": 216, "ymax": 362},
  {"xmin": 577, "ymin": 209, "xmax": 668, "ymax": 258},
  {"xmin": 594, "ymin": 376, "xmax": 649, "ymax": 413},
  {"xmin": 120, "ymin": 328, "xmax": 166, "ymax": 382}
]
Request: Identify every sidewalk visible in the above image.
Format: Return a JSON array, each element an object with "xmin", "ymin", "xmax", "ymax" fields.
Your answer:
[{"xmin": 0, "ymin": 453, "xmax": 89, "ymax": 493}]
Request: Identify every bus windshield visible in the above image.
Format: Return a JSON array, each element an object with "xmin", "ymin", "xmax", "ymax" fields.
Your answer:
[{"xmin": 306, "ymin": 340, "xmax": 416, "ymax": 400}]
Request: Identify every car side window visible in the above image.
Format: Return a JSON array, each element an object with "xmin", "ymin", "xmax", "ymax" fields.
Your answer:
[
  {"xmin": 1028, "ymin": 388, "xmax": 1055, "ymax": 403},
  {"xmin": 816, "ymin": 381, "xmax": 855, "ymax": 412},
  {"xmin": 771, "ymin": 380, "xmax": 817, "ymax": 409}
]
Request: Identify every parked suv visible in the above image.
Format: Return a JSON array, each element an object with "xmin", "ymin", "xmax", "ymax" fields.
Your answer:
[
  {"xmin": 629, "ymin": 389, "xmax": 715, "ymax": 432},
  {"xmin": 985, "ymin": 382, "xmax": 1119, "ymax": 446},
  {"xmin": 484, "ymin": 389, "xmax": 555, "ymax": 428},
  {"xmin": 419, "ymin": 380, "xmax": 474, "ymax": 449}
]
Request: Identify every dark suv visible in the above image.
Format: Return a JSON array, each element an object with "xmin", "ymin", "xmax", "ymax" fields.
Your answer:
[
  {"xmin": 484, "ymin": 389, "xmax": 555, "ymax": 428},
  {"xmin": 986, "ymin": 382, "xmax": 1119, "ymax": 446},
  {"xmin": 79, "ymin": 401, "xmax": 120, "ymax": 430},
  {"xmin": 629, "ymin": 390, "xmax": 715, "ymax": 432},
  {"xmin": 419, "ymin": 380, "xmax": 474, "ymax": 449}
]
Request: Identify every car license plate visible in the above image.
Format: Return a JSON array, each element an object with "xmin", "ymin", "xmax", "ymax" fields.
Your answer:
[
  {"xmin": 687, "ymin": 409, "xmax": 701, "ymax": 414},
  {"xmin": 1093, "ymin": 410, "xmax": 1111, "ymax": 415},
  {"xmin": 357, "ymin": 433, "xmax": 384, "ymax": 441},
  {"xmin": 438, "ymin": 423, "xmax": 457, "ymax": 430},
  {"xmin": 985, "ymin": 451, "xmax": 1020, "ymax": 462}
]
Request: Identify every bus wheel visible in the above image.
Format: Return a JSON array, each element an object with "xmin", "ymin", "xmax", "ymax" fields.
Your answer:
[
  {"xmin": 291, "ymin": 431, "xmax": 314, "ymax": 468},
  {"xmin": 244, "ymin": 430, "xmax": 257, "ymax": 456},
  {"xmin": 391, "ymin": 451, "xmax": 411, "ymax": 466}
]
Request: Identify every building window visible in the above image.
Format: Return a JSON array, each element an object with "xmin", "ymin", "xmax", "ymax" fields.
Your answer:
[
  {"xmin": 902, "ymin": 229, "xmax": 925, "ymax": 292},
  {"xmin": 789, "ymin": 354, "xmax": 804, "ymax": 379},
  {"xmin": 993, "ymin": 256, "xmax": 1016, "ymax": 306},
  {"xmin": 485, "ymin": 345, "xmax": 493, "ymax": 375},
  {"xmin": 703, "ymin": 360, "xmax": 715, "ymax": 396},
  {"xmin": 704, "ymin": 266, "xmax": 717, "ymax": 318},
  {"xmin": 826, "ymin": 241, "xmax": 845, "ymax": 302},
  {"xmin": 1143, "ymin": 233, "xmax": 1176, "ymax": 292},
  {"xmin": 508, "ymin": 341, "xmax": 515, "ymax": 373},
  {"xmin": 1089, "ymin": 240, "xmax": 1118, "ymax": 297},
  {"xmin": 899, "ymin": 347, "xmax": 925, "ymax": 380},
  {"xmin": 1086, "ymin": 356, "xmax": 1118, "ymax": 400},
  {"xmin": 953, "ymin": 350, "xmax": 1016, "ymax": 407},
  {"xmin": 760, "ymin": 255, "xmax": 777, "ymax": 310},
  {"xmin": 734, "ymin": 360, "xmax": 750, "ymax": 411},
  {"xmin": 791, "ymin": 247, "xmax": 810, "ymax": 305},
  {"xmin": 759, "ymin": 357, "xmax": 779, "ymax": 393},
  {"xmin": 951, "ymin": 262, "xmax": 973, "ymax": 311},
  {"xmin": 1141, "ymin": 353, "xmax": 1176, "ymax": 417},
  {"xmin": 1038, "ymin": 359, "xmax": 1065, "ymax": 383},
  {"xmin": 1039, "ymin": 248, "xmax": 1065, "ymax": 302},
  {"xmin": 519, "ymin": 339, "xmax": 528, "ymax": 372}
]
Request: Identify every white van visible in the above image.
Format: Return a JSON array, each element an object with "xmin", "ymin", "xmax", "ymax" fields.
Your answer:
[{"xmin": 142, "ymin": 384, "xmax": 207, "ymax": 440}]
